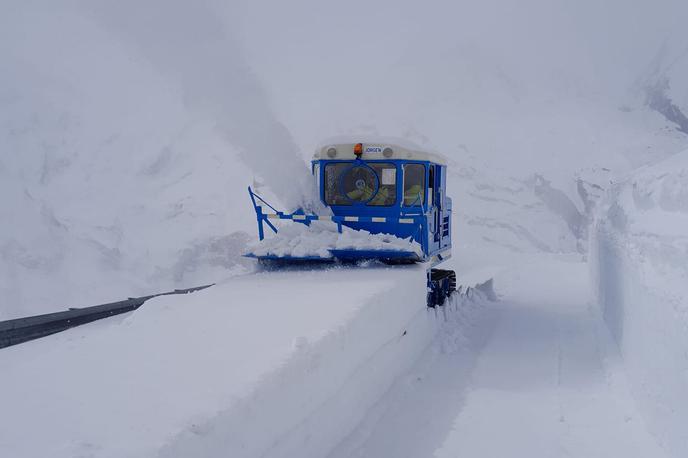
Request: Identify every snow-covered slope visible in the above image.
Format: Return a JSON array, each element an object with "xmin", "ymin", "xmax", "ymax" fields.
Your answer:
[
  {"xmin": 0, "ymin": 2, "xmax": 314, "ymax": 319},
  {"xmin": 238, "ymin": 0, "xmax": 688, "ymax": 259},
  {"xmin": 3, "ymin": 1, "xmax": 688, "ymax": 318},
  {"xmin": 592, "ymin": 149, "xmax": 688, "ymax": 456},
  {"xmin": 639, "ymin": 40, "xmax": 688, "ymax": 134}
]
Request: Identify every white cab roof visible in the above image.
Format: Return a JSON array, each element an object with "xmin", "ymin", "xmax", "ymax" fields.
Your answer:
[{"xmin": 313, "ymin": 136, "xmax": 447, "ymax": 165}]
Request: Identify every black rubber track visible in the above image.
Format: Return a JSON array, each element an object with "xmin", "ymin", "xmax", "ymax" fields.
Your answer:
[{"xmin": 428, "ymin": 269, "xmax": 457, "ymax": 307}]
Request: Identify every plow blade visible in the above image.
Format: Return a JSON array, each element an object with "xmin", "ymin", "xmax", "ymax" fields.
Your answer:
[{"xmin": 244, "ymin": 248, "xmax": 420, "ymax": 264}]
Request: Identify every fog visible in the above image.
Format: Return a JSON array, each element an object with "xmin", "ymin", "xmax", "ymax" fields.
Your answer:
[
  {"xmin": 1, "ymin": 0, "xmax": 688, "ymax": 315},
  {"xmin": 4, "ymin": 3, "xmax": 688, "ymax": 456},
  {"xmin": 6, "ymin": 0, "xmax": 686, "ymax": 183},
  {"xmin": 234, "ymin": 0, "xmax": 688, "ymax": 153}
]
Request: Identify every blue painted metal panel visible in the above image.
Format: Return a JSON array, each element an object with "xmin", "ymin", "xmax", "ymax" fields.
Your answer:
[
  {"xmin": 328, "ymin": 249, "xmax": 420, "ymax": 262},
  {"xmin": 244, "ymin": 249, "xmax": 419, "ymax": 263},
  {"xmin": 243, "ymin": 253, "xmax": 333, "ymax": 262},
  {"xmin": 247, "ymin": 156, "xmax": 452, "ymax": 266},
  {"xmin": 315, "ymin": 159, "xmax": 432, "ymax": 253}
]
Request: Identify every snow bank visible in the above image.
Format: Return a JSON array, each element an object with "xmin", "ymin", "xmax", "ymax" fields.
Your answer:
[
  {"xmin": 247, "ymin": 222, "xmax": 422, "ymax": 259},
  {"xmin": 591, "ymin": 149, "xmax": 688, "ymax": 456},
  {"xmin": 0, "ymin": 267, "xmax": 488, "ymax": 458}
]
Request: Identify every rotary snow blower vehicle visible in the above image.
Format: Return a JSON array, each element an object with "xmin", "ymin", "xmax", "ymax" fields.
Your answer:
[{"xmin": 245, "ymin": 140, "xmax": 457, "ymax": 307}]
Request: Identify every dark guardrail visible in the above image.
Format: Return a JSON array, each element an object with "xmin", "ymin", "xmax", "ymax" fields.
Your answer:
[{"xmin": 0, "ymin": 284, "xmax": 214, "ymax": 349}]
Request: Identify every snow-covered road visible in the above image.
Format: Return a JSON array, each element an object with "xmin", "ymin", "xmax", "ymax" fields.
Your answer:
[
  {"xmin": 1, "ymin": 255, "xmax": 672, "ymax": 458},
  {"xmin": 331, "ymin": 256, "xmax": 667, "ymax": 458}
]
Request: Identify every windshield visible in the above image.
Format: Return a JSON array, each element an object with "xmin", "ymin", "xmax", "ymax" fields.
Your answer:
[{"xmin": 324, "ymin": 162, "xmax": 397, "ymax": 206}]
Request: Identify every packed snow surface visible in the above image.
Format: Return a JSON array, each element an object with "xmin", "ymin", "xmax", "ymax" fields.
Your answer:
[
  {"xmin": 331, "ymin": 255, "xmax": 667, "ymax": 458},
  {"xmin": 2, "ymin": 250, "xmax": 675, "ymax": 458},
  {"xmin": 246, "ymin": 222, "xmax": 422, "ymax": 259}
]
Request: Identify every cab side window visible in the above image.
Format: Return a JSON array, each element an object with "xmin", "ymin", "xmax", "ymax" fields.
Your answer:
[
  {"xmin": 403, "ymin": 164, "xmax": 425, "ymax": 206},
  {"xmin": 428, "ymin": 165, "xmax": 435, "ymax": 207}
]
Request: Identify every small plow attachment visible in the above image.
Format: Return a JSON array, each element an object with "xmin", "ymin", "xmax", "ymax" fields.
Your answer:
[
  {"xmin": 245, "ymin": 186, "xmax": 423, "ymax": 264},
  {"xmin": 427, "ymin": 274, "xmax": 496, "ymax": 307},
  {"xmin": 245, "ymin": 249, "xmax": 421, "ymax": 264}
]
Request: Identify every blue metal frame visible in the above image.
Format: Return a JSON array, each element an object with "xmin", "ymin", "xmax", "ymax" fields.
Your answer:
[
  {"xmin": 247, "ymin": 157, "xmax": 452, "ymax": 264},
  {"xmin": 316, "ymin": 158, "xmax": 452, "ymax": 258}
]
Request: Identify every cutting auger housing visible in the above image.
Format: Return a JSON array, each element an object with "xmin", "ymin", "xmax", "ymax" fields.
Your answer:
[{"xmin": 246, "ymin": 140, "xmax": 457, "ymax": 307}]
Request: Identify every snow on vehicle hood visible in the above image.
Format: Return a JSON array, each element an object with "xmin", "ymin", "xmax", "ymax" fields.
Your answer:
[{"xmin": 246, "ymin": 222, "xmax": 422, "ymax": 259}]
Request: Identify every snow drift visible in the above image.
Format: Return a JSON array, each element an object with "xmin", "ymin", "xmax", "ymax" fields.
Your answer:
[{"xmin": 592, "ymin": 149, "xmax": 688, "ymax": 456}]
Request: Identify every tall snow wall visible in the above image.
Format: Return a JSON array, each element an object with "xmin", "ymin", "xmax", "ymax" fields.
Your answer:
[{"xmin": 591, "ymin": 149, "xmax": 688, "ymax": 456}]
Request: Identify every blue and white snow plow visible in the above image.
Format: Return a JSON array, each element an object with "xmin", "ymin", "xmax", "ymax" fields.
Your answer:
[{"xmin": 246, "ymin": 140, "xmax": 457, "ymax": 307}]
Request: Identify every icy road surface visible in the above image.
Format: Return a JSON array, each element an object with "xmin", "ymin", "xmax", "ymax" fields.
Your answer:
[{"xmin": 331, "ymin": 255, "xmax": 667, "ymax": 458}]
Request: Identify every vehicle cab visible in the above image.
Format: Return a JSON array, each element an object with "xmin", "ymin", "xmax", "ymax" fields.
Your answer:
[{"xmin": 312, "ymin": 141, "xmax": 452, "ymax": 263}]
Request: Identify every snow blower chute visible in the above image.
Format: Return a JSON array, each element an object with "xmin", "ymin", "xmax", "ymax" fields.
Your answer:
[{"xmin": 245, "ymin": 140, "xmax": 457, "ymax": 307}]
